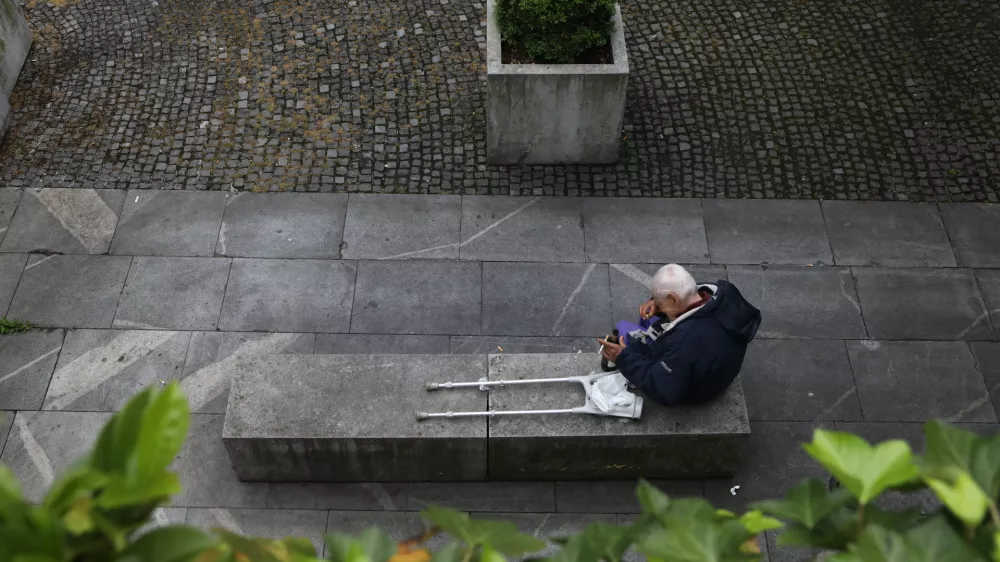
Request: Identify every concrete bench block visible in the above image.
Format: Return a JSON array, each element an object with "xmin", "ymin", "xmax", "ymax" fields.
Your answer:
[
  {"xmin": 223, "ymin": 354, "xmax": 488, "ymax": 482},
  {"xmin": 487, "ymin": 354, "xmax": 750, "ymax": 479}
]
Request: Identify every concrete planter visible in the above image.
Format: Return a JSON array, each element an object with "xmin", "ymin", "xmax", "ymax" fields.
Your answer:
[
  {"xmin": 0, "ymin": 0, "xmax": 33, "ymax": 139},
  {"xmin": 486, "ymin": 0, "xmax": 629, "ymax": 165}
]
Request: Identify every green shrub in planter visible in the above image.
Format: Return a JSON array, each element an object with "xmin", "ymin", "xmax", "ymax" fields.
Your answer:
[{"xmin": 496, "ymin": 0, "xmax": 617, "ymax": 64}]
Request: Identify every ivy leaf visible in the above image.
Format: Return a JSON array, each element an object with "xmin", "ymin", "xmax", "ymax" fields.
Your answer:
[
  {"xmin": 480, "ymin": 544, "xmax": 506, "ymax": 562},
  {"xmin": 135, "ymin": 381, "xmax": 190, "ymax": 482},
  {"xmin": 429, "ymin": 542, "xmax": 465, "ymax": 562},
  {"xmin": 752, "ymin": 478, "xmax": 854, "ymax": 529},
  {"xmin": 737, "ymin": 511, "xmax": 783, "ymax": 535},
  {"xmin": 970, "ymin": 433, "xmax": 1000, "ymax": 499},
  {"xmin": 803, "ymin": 430, "xmax": 919, "ymax": 504},
  {"xmin": 468, "ymin": 519, "xmax": 546, "ymax": 556},
  {"xmin": 326, "ymin": 533, "xmax": 373, "ymax": 562},
  {"xmin": 574, "ymin": 521, "xmax": 640, "ymax": 562},
  {"xmin": 357, "ymin": 527, "xmax": 396, "ymax": 562},
  {"xmin": 775, "ymin": 507, "xmax": 859, "ymax": 551},
  {"xmin": 117, "ymin": 525, "xmax": 218, "ymax": 562},
  {"xmin": 637, "ymin": 514, "xmax": 757, "ymax": 562},
  {"xmin": 636, "ymin": 479, "xmax": 670, "ymax": 515},
  {"xmin": 924, "ymin": 471, "xmax": 989, "ymax": 528},
  {"xmin": 923, "ymin": 420, "xmax": 977, "ymax": 473},
  {"xmin": 903, "ymin": 516, "xmax": 983, "ymax": 562},
  {"xmin": 422, "ymin": 507, "xmax": 474, "ymax": 545},
  {"xmin": 846, "ymin": 525, "xmax": 910, "ymax": 562}
]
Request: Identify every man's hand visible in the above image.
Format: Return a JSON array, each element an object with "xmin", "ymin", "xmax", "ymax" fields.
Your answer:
[
  {"xmin": 597, "ymin": 337, "xmax": 626, "ymax": 362},
  {"xmin": 639, "ymin": 299, "xmax": 656, "ymax": 320}
]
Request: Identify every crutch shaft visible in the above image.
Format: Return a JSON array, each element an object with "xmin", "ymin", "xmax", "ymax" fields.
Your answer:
[
  {"xmin": 426, "ymin": 377, "xmax": 579, "ymax": 391},
  {"xmin": 416, "ymin": 408, "xmax": 578, "ymax": 420}
]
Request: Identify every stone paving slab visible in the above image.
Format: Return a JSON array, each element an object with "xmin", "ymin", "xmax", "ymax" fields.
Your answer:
[
  {"xmin": 342, "ymin": 194, "xmax": 461, "ymax": 260},
  {"xmin": 0, "ymin": 330, "xmax": 64, "ymax": 410},
  {"xmin": 969, "ymin": 343, "xmax": 1000, "ymax": 426},
  {"xmin": 449, "ymin": 336, "xmax": 593, "ymax": 355},
  {"xmin": 0, "ymin": 188, "xmax": 20, "ymax": 247},
  {"xmin": 182, "ymin": 332, "xmax": 316, "ymax": 414},
  {"xmin": 186, "ymin": 508, "xmax": 328, "ymax": 554},
  {"xmin": 554, "ymin": 480, "xmax": 703, "ymax": 514},
  {"xmin": 407, "ymin": 482, "xmax": 556, "ymax": 513},
  {"xmin": 42, "ymin": 329, "xmax": 190, "ymax": 412},
  {"xmin": 822, "ymin": 201, "xmax": 956, "ymax": 267},
  {"xmin": 459, "ymin": 197, "xmax": 585, "ymax": 263},
  {"xmin": 704, "ymin": 421, "xmax": 832, "ymax": 512},
  {"xmin": 846, "ymin": 341, "xmax": 996, "ymax": 423},
  {"xmin": 726, "ymin": 266, "xmax": 866, "ymax": 339},
  {"xmin": 114, "ymin": 257, "xmax": 231, "ymax": 331},
  {"xmin": 582, "ymin": 198, "xmax": 709, "ymax": 264},
  {"xmin": 940, "ymin": 204, "xmax": 1000, "ymax": 268},
  {"xmin": 219, "ymin": 259, "xmax": 356, "ymax": 333},
  {"xmin": 702, "ymin": 200, "xmax": 832, "ymax": 265},
  {"xmin": 0, "ymin": 412, "xmax": 12, "ymax": 455},
  {"xmin": 217, "ymin": 193, "xmax": 348, "ymax": 259},
  {"xmin": 0, "ymin": 189, "xmax": 125, "ymax": 254},
  {"xmin": 740, "ymin": 340, "xmax": 862, "ymax": 422},
  {"xmin": 608, "ymin": 264, "xmax": 728, "ymax": 325},
  {"xmin": 173, "ymin": 414, "xmax": 268, "ymax": 508},
  {"xmin": 0, "ymin": 411, "xmax": 111, "ymax": 502},
  {"xmin": 351, "ymin": 260, "xmax": 481, "ymax": 335},
  {"xmin": 852, "ymin": 267, "xmax": 993, "ymax": 341},
  {"xmin": 975, "ymin": 269, "xmax": 1000, "ymax": 336},
  {"xmin": 482, "ymin": 263, "xmax": 611, "ymax": 337},
  {"xmin": 8, "ymin": 255, "xmax": 131, "ymax": 329},
  {"xmin": 110, "ymin": 191, "xmax": 227, "ymax": 257},
  {"xmin": 315, "ymin": 334, "xmax": 449, "ymax": 354},
  {"xmin": 266, "ymin": 482, "xmax": 409, "ymax": 511},
  {"xmin": 0, "ymin": 252, "xmax": 26, "ymax": 316}
]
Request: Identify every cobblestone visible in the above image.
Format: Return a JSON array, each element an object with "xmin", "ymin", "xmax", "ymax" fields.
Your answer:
[{"xmin": 2, "ymin": 0, "xmax": 998, "ymax": 200}]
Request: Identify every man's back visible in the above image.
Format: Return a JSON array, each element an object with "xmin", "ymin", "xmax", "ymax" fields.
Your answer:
[{"xmin": 615, "ymin": 280, "xmax": 761, "ymax": 406}]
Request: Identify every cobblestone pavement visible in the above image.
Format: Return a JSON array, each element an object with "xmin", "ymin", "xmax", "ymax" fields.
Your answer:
[{"xmin": 2, "ymin": 0, "xmax": 1000, "ymax": 200}]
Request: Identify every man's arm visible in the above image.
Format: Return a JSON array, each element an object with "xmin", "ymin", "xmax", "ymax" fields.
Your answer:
[{"xmin": 614, "ymin": 343, "xmax": 693, "ymax": 407}]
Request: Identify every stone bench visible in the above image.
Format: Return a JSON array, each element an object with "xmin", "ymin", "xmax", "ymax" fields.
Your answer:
[{"xmin": 222, "ymin": 353, "xmax": 750, "ymax": 482}]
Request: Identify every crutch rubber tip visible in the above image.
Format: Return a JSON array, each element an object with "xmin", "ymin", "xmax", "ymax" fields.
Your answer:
[
  {"xmin": 416, "ymin": 412, "xmax": 430, "ymax": 421},
  {"xmin": 425, "ymin": 382, "xmax": 440, "ymax": 391}
]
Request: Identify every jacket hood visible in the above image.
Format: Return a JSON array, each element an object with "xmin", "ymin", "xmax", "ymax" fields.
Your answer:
[{"xmin": 697, "ymin": 280, "xmax": 761, "ymax": 343}]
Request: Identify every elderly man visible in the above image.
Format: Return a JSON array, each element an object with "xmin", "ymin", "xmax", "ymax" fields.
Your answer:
[{"xmin": 598, "ymin": 264, "xmax": 760, "ymax": 407}]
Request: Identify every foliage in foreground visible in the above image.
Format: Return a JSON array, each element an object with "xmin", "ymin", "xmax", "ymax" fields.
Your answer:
[
  {"xmin": 496, "ymin": 0, "xmax": 617, "ymax": 64},
  {"xmin": 1, "ymin": 383, "xmax": 1000, "ymax": 562}
]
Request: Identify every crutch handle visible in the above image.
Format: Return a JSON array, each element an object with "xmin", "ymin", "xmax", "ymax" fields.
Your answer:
[
  {"xmin": 416, "ymin": 412, "xmax": 431, "ymax": 421},
  {"xmin": 425, "ymin": 382, "xmax": 440, "ymax": 391}
]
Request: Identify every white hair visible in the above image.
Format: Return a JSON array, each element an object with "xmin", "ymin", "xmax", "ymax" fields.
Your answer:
[{"xmin": 649, "ymin": 264, "xmax": 697, "ymax": 302}]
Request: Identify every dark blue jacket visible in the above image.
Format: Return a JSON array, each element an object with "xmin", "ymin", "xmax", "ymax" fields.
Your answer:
[{"xmin": 616, "ymin": 280, "xmax": 761, "ymax": 407}]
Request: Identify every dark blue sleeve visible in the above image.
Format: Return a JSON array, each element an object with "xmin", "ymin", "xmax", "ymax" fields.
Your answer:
[{"xmin": 615, "ymin": 342, "xmax": 693, "ymax": 407}]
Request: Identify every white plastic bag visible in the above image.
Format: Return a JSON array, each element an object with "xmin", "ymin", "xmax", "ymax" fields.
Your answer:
[{"xmin": 590, "ymin": 373, "xmax": 636, "ymax": 413}]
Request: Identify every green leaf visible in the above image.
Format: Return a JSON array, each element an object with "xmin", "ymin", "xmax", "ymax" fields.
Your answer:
[
  {"xmin": 430, "ymin": 542, "xmax": 465, "ymax": 562},
  {"xmin": 924, "ymin": 471, "xmax": 989, "ymax": 528},
  {"xmin": 752, "ymin": 478, "xmax": 854, "ymax": 529},
  {"xmin": 0, "ymin": 465, "xmax": 23, "ymax": 502},
  {"xmin": 357, "ymin": 527, "xmax": 396, "ymax": 562},
  {"xmin": 135, "ymin": 381, "xmax": 190, "ymax": 482},
  {"xmin": 638, "ymin": 514, "xmax": 757, "ymax": 562},
  {"xmin": 219, "ymin": 529, "xmax": 283, "ymax": 562},
  {"xmin": 737, "ymin": 511, "xmax": 782, "ymax": 535},
  {"xmin": 480, "ymin": 544, "xmax": 506, "ymax": 562},
  {"xmin": 774, "ymin": 507, "xmax": 860, "ymax": 551},
  {"xmin": 42, "ymin": 462, "xmax": 108, "ymax": 513},
  {"xmin": 281, "ymin": 536, "xmax": 318, "ymax": 558},
  {"xmin": 636, "ymin": 479, "xmax": 670, "ymax": 516},
  {"xmin": 902, "ymin": 516, "xmax": 983, "ymax": 562},
  {"xmin": 467, "ymin": 519, "xmax": 546, "ymax": 556},
  {"xmin": 971, "ymin": 433, "xmax": 1000, "ymax": 499},
  {"xmin": 846, "ymin": 525, "xmax": 909, "ymax": 562},
  {"xmin": 993, "ymin": 531, "xmax": 1000, "ymax": 562},
  {"xmin": 924, "ymin": 420, "xmax": 977, "ymax": 472},
  {"xmin": 62, "ymin": 496, "xmax": 95, "ymax": 535},
  {"xmin": 325, "ymin": 534, "xmax": 370, "ymax": 562},
  {"xmin": 117, "ymin": 525, "xmax": 218, "ymax": 562},
  {"xmin": 422, "ymin": 507, "xmax": 474, "ymax": 545},
  {"xmin": 92, "ymin": 386, "xmax": 154, "ymax": 475},
  {"xmin": 803, "ymin": 430, "xmax": 919, "ymax": 504},
  {"xmin": 96, "ymin": 471, "xmax": 181, "ymax": 509}
]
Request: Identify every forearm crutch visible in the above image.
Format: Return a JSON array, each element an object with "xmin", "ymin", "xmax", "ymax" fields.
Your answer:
[{"xmin": 416, "ymin": 372, "xmax": 643, "ymax": 420}]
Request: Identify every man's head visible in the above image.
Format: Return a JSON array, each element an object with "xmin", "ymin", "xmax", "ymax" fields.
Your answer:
[{"xmin": 650, "ymin": 264, "xmax": 700, "ymax": 321}]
